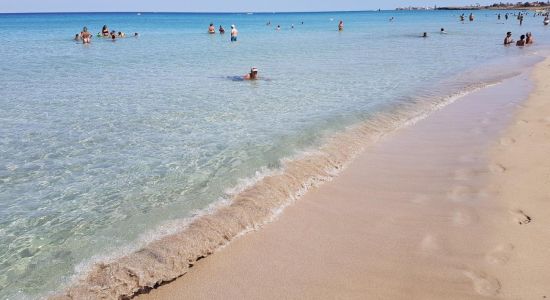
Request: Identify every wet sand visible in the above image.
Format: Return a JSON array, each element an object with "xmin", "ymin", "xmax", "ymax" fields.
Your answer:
[{"xmin": 139, "ymin": 59, "xmax": 550, "ymax": 299}]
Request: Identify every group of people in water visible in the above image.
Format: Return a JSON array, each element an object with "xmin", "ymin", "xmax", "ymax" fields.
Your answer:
[
  {"xmin": 459, "ymin": 13, "xmax": 475, "ymax": 22},
  {"xmin": 504, "ymin": 31, "xmax": 535, "ymax": 46},
  {"xmin": 497, "ymin": 11, "xmax": 550, "ymax": 26},
  {"xmin": 207, "ymin": 23, "xmax": 239, "ymax": 41},
  {"xmin": 207, "ymin": 19, "xmax": 343, "ymax": 38},
  {"xmin": 74, "ymin": 25, "xmax": 139, "ymax": 44},
  {"xmin": 74, "ymin": 11, "xmax": 547, "ymax": 79}
]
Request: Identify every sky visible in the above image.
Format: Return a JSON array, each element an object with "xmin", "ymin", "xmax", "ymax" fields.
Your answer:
[{"xmin": 0, "ymin": 0, "xmax": 498, "ymax": 13}]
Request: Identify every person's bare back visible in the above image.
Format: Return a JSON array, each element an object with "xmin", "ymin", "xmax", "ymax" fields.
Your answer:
[{"xmin": 81, "ymin": 27, "xmax": 91, "ymax": 44}]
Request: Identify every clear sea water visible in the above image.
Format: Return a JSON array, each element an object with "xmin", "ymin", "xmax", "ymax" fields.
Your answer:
[{"xmin": 0, "ymin": 10, "xmax": 549, "ymax": 299}]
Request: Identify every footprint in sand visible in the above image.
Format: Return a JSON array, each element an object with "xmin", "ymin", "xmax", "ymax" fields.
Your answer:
[
  {"xmin": 499, "ymin": 137, "xmax": 516, "ymax": 146},
  {"xmin": 510, "ymin": 209, "xmax": 532, "ymax": 225},
  {"xmin": 489, "ymin": 163, "xmax": 507, "ymax": 174},
  {"xmin": 486, "ymin": 244, "xmax": 515, "ymax": 265},
  {"xmin": 517, "ymin": 119, "xmax": 529, "ymax": 125},
  {"xmin": 463, "ymin": 270, "xmax": 501, "ymax": 297}
]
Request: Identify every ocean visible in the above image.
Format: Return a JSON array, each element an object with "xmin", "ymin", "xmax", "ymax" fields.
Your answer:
[{"xmin": 0, "ymin": 10, "xmax": 548, "ymax": 298}]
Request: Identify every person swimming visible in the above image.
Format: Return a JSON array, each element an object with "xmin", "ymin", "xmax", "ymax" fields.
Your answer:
[
  {"xmin": 230, "ymin": 25, "xmax": 238, "ymax": 42},
  {"xmin": 111, "ymin": 32, "xmax": 117, "ymax": 41},
  {"xmin": 118, "ymin": 32, "xmax": 125, "ymax": 38},
  {"xmin": 338, "ymin": 20, "xmax": 344, "ymax": 31},
  {"xmin": 544, "ymin": 16, "xmax": 550, "ymax": 25},
  {"xmin": 440, "ymin": 28, "xmax": 447, "ymax": 34},
  {"xmin": 469, "ymin": 13, "xmax": 474, "ymax": 21},
  {"xmin": 244, "ymin": 67, "xmax": 258, "ymax": 80},
  {"xmin": 504, "ymin": 32, "xmax": 514, "ymax": 45},
  {"xmin": 208, "ymin": 23, "xmax": 216, "ymax": 34},
  {"xmin": 81, "ymin": 27, "xmax": 91, "ymax": 44},
  {"xmin": 74, "ymin": 33, "xmax": 81, "ymax": 41},
  {"xmin": 422, "ymin": 32, "xmax": 428, "ymax": 38},
  {"xmin": 219, "ymin": 25, "xmax": 225, "ymax": 34},
  {"xmin": 102, "ymin": 25, "xmax": 109, "ymax": 36},
  {"xmin": 276, "ymin": 25, "xmax": 281, "ymax": 30},
  {"xmin": 516, "ymin": 34, "xmax": 526, "ymax": 46},
  {"xmin": 134, "ymin": 32, "xmax": 139, "ymax": 37}
]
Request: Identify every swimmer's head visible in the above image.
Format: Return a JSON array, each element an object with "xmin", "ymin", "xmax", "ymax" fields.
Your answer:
[
  {"xmin": 507, "ymin": 31, "xmax": 512, "ymax": 36},
  {"xmin": 83, "ymin": 26, "xmax": 88, "ymax": 32}
]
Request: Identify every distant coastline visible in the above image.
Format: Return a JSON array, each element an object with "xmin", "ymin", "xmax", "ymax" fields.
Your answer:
[
  {"xmin": 436, "ymin": 6, "xmax": 550, "ymax": 11},
  {"xmin": 398, "ymin": 2, "xmax": 550, "ymax": 11}
]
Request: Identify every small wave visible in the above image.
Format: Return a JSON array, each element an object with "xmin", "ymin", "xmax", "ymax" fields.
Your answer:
[{"xmin": 52, "ymin": 75, "xmax": 516, "ymax": 299}]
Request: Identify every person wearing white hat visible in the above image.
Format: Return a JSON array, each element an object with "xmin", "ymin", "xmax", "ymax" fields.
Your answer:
[
  {"xmin": 231, "ymin": 25, "xmax": 238, "ymax": 42},
  {"xmin": 244, "ymin": 67, "xmax": 258, "ymax": 80}
]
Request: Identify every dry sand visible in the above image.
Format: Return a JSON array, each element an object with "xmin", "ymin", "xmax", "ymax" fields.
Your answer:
[{"xmin": 139, "ymin": 58, "xmax": 550, "ymax": 300}]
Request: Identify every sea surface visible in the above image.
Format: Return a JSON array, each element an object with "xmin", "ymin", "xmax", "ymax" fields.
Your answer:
[{"xmin": 0, "ymin": 10, "xmax": 549, "ymax": 299}]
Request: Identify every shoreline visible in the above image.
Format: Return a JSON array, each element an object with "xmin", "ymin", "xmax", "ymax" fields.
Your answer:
[
  {"xmin": 482, "ymin": 56, "xmax": 550, "ymax": 298},
  {"xmin": 51, "ymin": 54, "xmax": 537, "ymax": 299},
  {"xmin": 54, "ymin": 75, "xmax": 505, "ymax": 299},
  {"xmin": 136, "ymin": 59, "xmax": 549, "ymax": 298}
]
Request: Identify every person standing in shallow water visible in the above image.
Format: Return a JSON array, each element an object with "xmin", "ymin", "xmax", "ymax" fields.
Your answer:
[
  {"xmin": 519, "ymin": 15, "xmax": 523, "ymax": 26},
  {"xmin": 208, "ymin": 23, "xmax": 215, "ymax": 34},
  {"xmin": 338, "ymin": 20, "xmax": 344, "ymax": 31},
  {"xmin": 230, "ymin": 25, "xmax": 238, "ymax": 42},
  {"xmin": 101, "ymin": 25, "xmax": 109, "ymax": 36},
  {"xmin": 80, "ymin": 27, "xmax": 91, "ymax": 44}
]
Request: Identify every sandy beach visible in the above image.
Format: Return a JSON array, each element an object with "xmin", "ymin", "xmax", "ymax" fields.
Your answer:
[{"xmin": 136, "ymin": 59, "xmax": 550, "ymax": 300}]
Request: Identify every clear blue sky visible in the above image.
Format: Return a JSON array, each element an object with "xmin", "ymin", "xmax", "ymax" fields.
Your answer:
[{"xmin": 0, "ymin": 0, "xmax": 498, "ymax": 13}]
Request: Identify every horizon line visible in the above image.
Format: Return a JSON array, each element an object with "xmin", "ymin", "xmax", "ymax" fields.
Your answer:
[{"xmin": 0, "ymin": 9, "xmax": 392, "ymax": 15}]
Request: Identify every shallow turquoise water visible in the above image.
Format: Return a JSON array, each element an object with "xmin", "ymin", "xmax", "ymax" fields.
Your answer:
[{"xmin": 0, "ymin": 10, "xmax": 549, "ymax": 298}]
